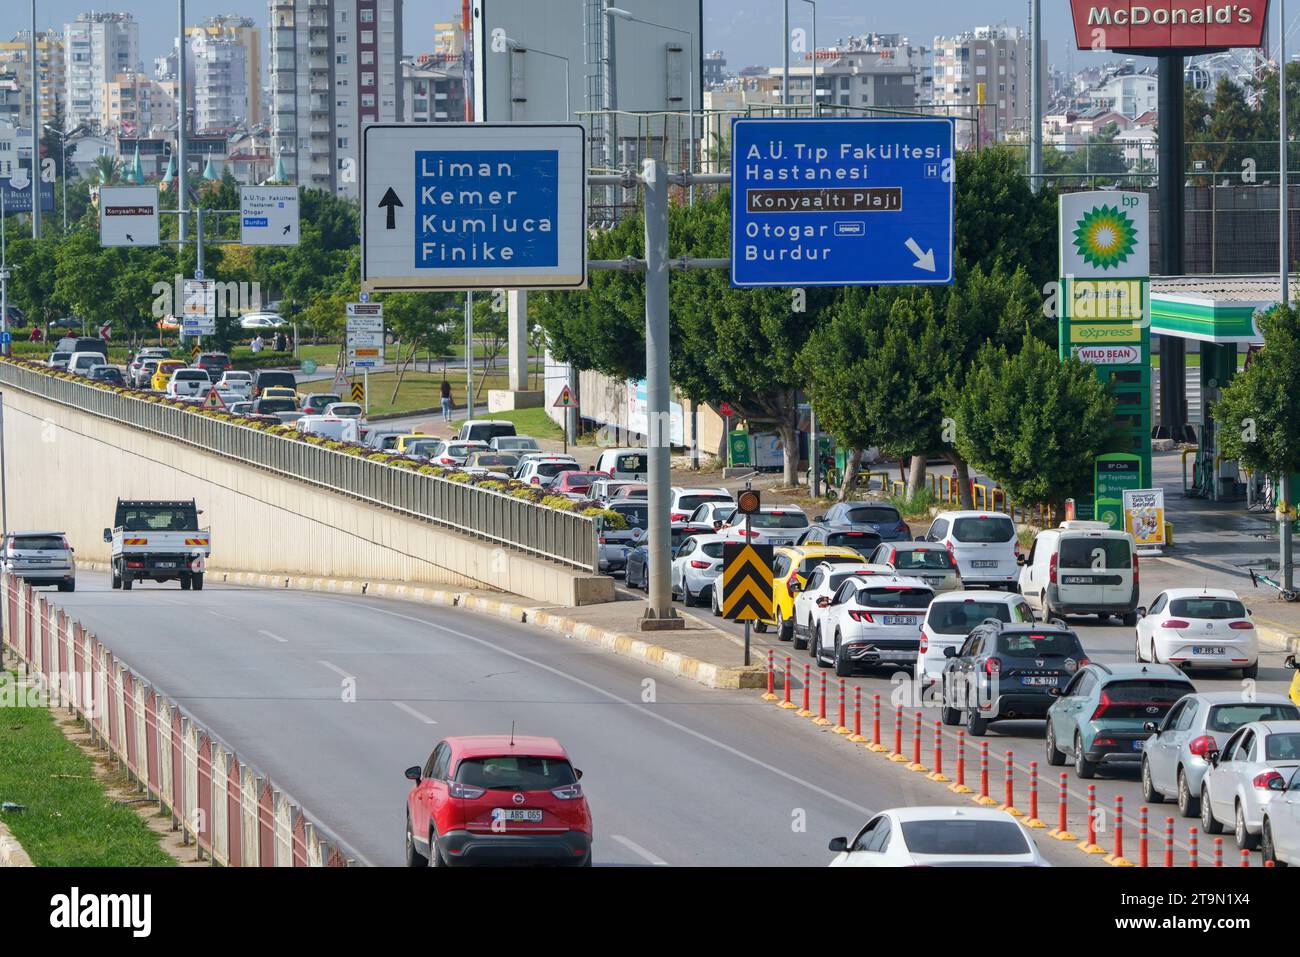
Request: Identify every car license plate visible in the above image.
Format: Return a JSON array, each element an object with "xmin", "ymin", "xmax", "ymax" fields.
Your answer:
[
  {"xmin": 1062, "ymin": 575, "xmax": 1094, "ymax": 584},
  {"xmin": 1193, "ymin": 645, "xmax": 1224, "ymax": 655},
  {"xmin": 1022, "ymin": 676, "xmax": 1058, "ymax": 686},
  {"xmin": 157, "ymin": 562, "xmax": 176, "ymax": 568},
  {"xmin": 972, "ymin": 560, "xmax": 997, "ymax": 568},
  {"xmin": 882, "ymin": 615, "xmax": 915, "ymax": 626},
  {"xmin": 491, "ymin": 808, "xmax": 542, "ymax": 823},
  {"xmin": 1132, "ymin": 740, "xmax": 1144, "ymax": 751}
]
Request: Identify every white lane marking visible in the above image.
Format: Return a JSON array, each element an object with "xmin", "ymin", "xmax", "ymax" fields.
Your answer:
[
  {"xmin": 392, "ymin": 701, "xmax": 437, "ymax": 724},
  {"xmin": 317, "ymin": 659, "xmax": 353, "ymax": 680},
  {"xmin": 259, "ymin": 629, "xmax": 289, "ymax": 644},
  {"xmin": 610, "ymin": 833, "xmax": 668, "ymax": 866},
  {"xmin": 208, "ymin": 610, "xmax": 239, "ymax": 621},
  {"xmin": 314, "ymin": 598, "xmax": 877, "ymax": 818}
]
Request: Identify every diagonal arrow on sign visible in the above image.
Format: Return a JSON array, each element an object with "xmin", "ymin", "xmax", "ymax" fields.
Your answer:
[{"xmin": 904, "ymin": 237, "xmax": 936, "ymax": 272}]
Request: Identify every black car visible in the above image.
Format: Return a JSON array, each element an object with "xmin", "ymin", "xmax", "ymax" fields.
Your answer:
[
  {"xmin": 939, "ymin": 620, "xmax": 1089, "ymax": 736},
  {"xmin": 813, "ymin": 502, "xmax": 913, "ymax": 542},
  {"xmin": 252, "ymin": 396, "xmax": 296, "ymax": 415},
  {"xmin": 196, "ymin": 352, "xmax": 232, "ymax": 377},
  {"xmin": 55, "ymin": 336, "xmax": 107, "ymax": 358},
  {"xmin": 624, "ymin": 522, "xmax": 711, "ymax": 590},
  {"xmin": 796, "ymin": 523, "xmax": 882, "ymax": 552},
  {"xmin": 88, "ymin": 365, "xmax": 126, "ymax": 386},
  {"xmin": 253, "ymin": 369, "xmax": 297, "ymax": 397}
]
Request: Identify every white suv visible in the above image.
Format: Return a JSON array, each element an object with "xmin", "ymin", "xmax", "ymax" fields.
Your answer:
[
  {"xmin": 925, "ymin": 511, "xmax": 1020, "ymax": 589},
  {"xmin": 818, "ymin": 575, "xmax": 934, "ymax": 676},
  {"xmin": 166, "ymin": 368, "xmax": 211, "ymax": 398},
  {"xmin": 916, "ymin": 591, "xmax": 1035, "ymax": 694}
]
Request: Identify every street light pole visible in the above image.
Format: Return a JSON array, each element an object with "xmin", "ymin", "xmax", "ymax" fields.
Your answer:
[
  {"xmin": 1280, "ymin": 0, "xmax": 1293, "ymax": 591},
  {"xmin": 783, "ymin": 0, "xmax": 790, "ymax": 106},
  {"xmin": 177, "ymin": 0, "xmax": 188, "ymax": 244},
  {"xmin": 1030, "ymin": 0, "xmax": 1043, "ymax": 191},
  {"xmin": 30, "ymin": 0, "xmax": 39, "ymax": 238},
  {"xmin": 797, "ymin": 0, "xmax": 817, "ymax": 114}
]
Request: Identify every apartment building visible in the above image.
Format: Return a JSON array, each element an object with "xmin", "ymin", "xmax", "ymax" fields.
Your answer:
[
  {"xmin": 932, "ymin": 25, "xmax": 1047, "ymax": 147},
  {"xmin": 762, "ymin": 34, "xmax": 928, "ymax": 111},
  {"xmin": 402, "ymin": 57, "xmax": 465, "ymax": 122},
  {"xmin": 64, "ymin": 12, "xmax": 140, "ymax": 130},
  {"xmin": 102, "ymin": 72, "xmax": 178, "ymax": 136},
  {"xmin": 190, "ymin": 31, "xmax": 249, "ymax": 131},
  {"xmin": 0, "ymin": 32, "xmax": 65, "ymax": 129},
  {"xmin": 268, "ymin": 0, "xmax": 403, "ymax": 199}
]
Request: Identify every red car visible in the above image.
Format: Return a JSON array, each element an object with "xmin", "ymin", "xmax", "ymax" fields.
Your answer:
[
  {"xmin": 550, "ymin": 471, "xmax": 608, "ymax": 498},
  {"xmin": 404, "ymin": 735, "xmax": 593, "ymax": 867}
]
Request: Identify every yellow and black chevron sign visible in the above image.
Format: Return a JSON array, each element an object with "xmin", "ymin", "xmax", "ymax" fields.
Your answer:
[{"xmin": 722, "ymin": 543, "xmax": 773, "ymax": 622}]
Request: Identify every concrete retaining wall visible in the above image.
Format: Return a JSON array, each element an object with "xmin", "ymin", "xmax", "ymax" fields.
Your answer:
[{"xmin": 2, "ymin": 389, "xmax": 613, "ymax": 606}]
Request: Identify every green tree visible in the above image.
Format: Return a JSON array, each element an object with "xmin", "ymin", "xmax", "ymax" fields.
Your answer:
[
  {"xmin": 1214, "ymin": 304, "xmax": 1300, "ymax": 481},
  {"xmin": 948, "ymin": 336, "xmax": 1120, "ymax": 511}
]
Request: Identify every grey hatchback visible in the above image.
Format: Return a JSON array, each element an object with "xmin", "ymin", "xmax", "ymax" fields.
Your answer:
[{"xmin": 2, "ymin": 531, "xmax": 76, "ymax": 591}]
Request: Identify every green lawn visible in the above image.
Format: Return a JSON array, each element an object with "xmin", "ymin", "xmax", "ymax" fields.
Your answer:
[
  {"xmin": 298, "ymin": 368, "xmax": 524, "ymax": 417},
  {"xmin": 489, "ymin": 407, "xmax": 565, "ymax": 441},
  {"xmin": 0, "ymin": 683, "xmax": 174, "ymax": 866}
]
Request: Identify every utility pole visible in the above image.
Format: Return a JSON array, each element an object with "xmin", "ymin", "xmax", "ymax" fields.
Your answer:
[
  {"xmin": 641, "ymin": 158, "xmax": 672, "ymax": 624},
  {"xmin": 782, "ymin": 0, "xmax": 790, "ymax": 106},
  {"xmin": 1281, "ymin": 0, "xmax": 1293, "ymax": 591},
  {"xmin": 464, "ymin": 291, "xmax": 473, "ymax": 422},
  {"xmin": 177, "ymin": 0, "xmax": 188, "ymax": 244},
  {"xmin": 1029, "ymin": 0, "xmax": 1043, "ymax": 192},
  {"xmin": 29, "ymin": 0, "xmax": 39, "ymax": 238}
]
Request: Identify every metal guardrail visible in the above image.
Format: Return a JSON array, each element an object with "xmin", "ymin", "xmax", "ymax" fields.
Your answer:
[{"xmin": 0, "ymin": 362, "xmax": 598, "ymax": 573}]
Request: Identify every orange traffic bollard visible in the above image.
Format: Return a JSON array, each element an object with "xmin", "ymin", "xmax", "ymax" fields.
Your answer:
[
  {"xmin": 798, "ymin": 663, "xmax": 812, "ymax": 717},
  {"xmin": 973, "ymin": 742, "xmax": 996, "ymax": 805},
  {"xmin": 1189, "ymin": 826, "xmax": 1199, "ymax": 868},
  {"xmin": 833, "ymin": 678, "xmax": 850, "ymax": 734},
  {"xmin": 1138, "ymin": 805, "xmax": 1148, "ymax": 868},
  {"xmin": 1049, "ymin": 772, "xmax": 1075, "ymax": 840},
  {"xmin": 763, "ymin": 649, "xmax": 777, "ymax": 700},
  {"xmin": 998, "ymin": 750, "xmax": 1022, "ymax": 816},
  {"xmin": 906, "ymin": 711, "xmax": 927, "ymax": 772},
  {"xmin": 1023, "ymin": 761, "xmax": 1045, "ymax": 828},
  {"xmin": 869, "ymin": 694, "xmax": 885, "ymax": 752},
  {"xmin": 780, "ymin": 655, "xmax": 795, "ymax": 709},
  {"xmin": 1164, "ymin": 817, "xmax": 1174, "ymax": 868},
  {"xmin": 948, "ymin": 730, "xmax": 972, "ymax": 794},
  {"xmin": 848, "ymin": 687, "xmax": 866, "ymax": 742},
  {"xmin": 813, "ymin": 672, "xmax": 830, "ymax": 725},
  {"xmin": 1078, "ymin": 785, "xmax": 1104, "ymax": 854},
  {"xmin": 889, "ymin": 709, "xmax": 906, "ymax": 762},
  {"xmin": 1213, "ymin": 837, "xmax": 1223, "ymax": 868},
  {"xmin": 927, "ymin": 721, "xmax": 948, "ymax": 782}
]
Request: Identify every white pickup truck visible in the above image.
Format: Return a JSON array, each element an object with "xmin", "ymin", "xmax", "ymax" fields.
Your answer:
[{"xmin": 104, "ymin": 499, "xmax": 212, "ymax": 591}]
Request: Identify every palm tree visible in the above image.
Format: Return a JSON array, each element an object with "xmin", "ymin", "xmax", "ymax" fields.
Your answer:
[{"xmin": 93, "ymin": 155, "xmax": 120, "ymax": 185}]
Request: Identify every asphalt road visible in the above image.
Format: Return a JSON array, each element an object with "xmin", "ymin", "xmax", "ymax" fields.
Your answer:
[
  {"xmin": 43, "ymin": 570, "xmax": 1097, "ymax": 868},
  {"xmin": 672, "ymin": 547, "xmax": 1296, "ymax": 866}
]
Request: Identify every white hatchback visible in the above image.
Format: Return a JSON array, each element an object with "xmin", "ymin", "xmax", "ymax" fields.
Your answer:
[
  {"xmin": 717, "ymin": 506, "xmax": 809, "ymax": 548},
  {"xmin": 818, "ymin": 575, "xmax": 933, "ymax": 676},
  {"xmin": 828, "ymin": 806, "xmax": 1047, "ymax": 868},
  {"xmin": 1135, "ymin": 588, "xmax": 1259, "ymax": 678},
  {"xmin": 925, "ymin": 511, "xmax": 1020, "ymax": 589},
  {"xmin": 916, "ymin": 591, "xmax": 1036, "ymax": 693}
]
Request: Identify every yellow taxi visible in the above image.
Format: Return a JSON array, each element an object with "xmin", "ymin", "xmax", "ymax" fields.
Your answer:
[
  {"xmin": 260, "ymin": 386, "xmax": 299, "ymax": 406},
  {"xmin": 1288, "ymin": 655, "xmax": 1300, "ymax": 707},
  {"xmin": 150, "ymin": 359, "xmax": 187, "ymax": 391},
  {"xmin": 763, "ymin": 545, "xmax": 868, "ymax": 641},
  {"xmin": 394, "ymin": 433, "xmax": 435, "ymax": 453}
]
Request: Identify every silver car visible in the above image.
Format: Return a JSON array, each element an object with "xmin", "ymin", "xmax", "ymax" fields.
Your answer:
[
  {"xmin": 1140, "ymin": 691, "xmax": 1299, "ymax": 819},
  {"xmin": 598, "ymin": 499, "xmax": 648, "ymax": 575},
  {"xmin": 670, "ymin": 533, "xmax": 728, "ymax": 606},
  {"xmin": 2, "ymin": 531, "xmax": 76, "ymax": 591}
]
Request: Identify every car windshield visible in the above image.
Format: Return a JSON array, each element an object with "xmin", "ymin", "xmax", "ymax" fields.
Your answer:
[
  {"xmin": 119, "ymin": 507, "xmax": 196, "ymax": 531},
  {"xmin": 223, "ymin": 372, "xmax": 250, "ymax": 381},
  {"xmin": 996, "ymin": 631, "xmax": 1083, "ymax": 657},
  {"xmin": 893, "ymin": 548, "xmax": 956, "ymax": 570},
  {"xmin": 256, "ymin": 399, "xmax": 296, "ymax": 413},
  {"xmin": 453, "ymin": 755, "xmax": 576, "ymax": 790},
  {"xmin": 928, "ymin": 601, "xmax": 1017, "ymax": 635},
  {"xmin": 1169, "ymin": 597, "xmax": 1247, "ymax": 619},
  {"xmin": 1265, "ymin": 733, "xmax": 1300, "ymax": 761},
  {"xmin": 9, "ymin": 535, "xmax": 66, "ymax": 551},
  {"xmin": 448, "ymin": 445, "xmax": 482, "ymax": 456},
  {"xmin": 466, "ymin": 424, "xmax": 515, "ymax": 441},
  {"xmin": 1207, "ymin": 703, "xmax": 1300, "ymax": 733},
  {"xmin": 800, "ymin": 555, "xmax": 866, "ymax": 576},
  {"xmin": 858, "ymin": 586, "xmax": 932, "ymax": 609},
  {"xmin": 405, "ymin": 440, "xmax": 443, "ymax": 457},
  {"xmin": 678, "ymin": 493, "xmax": 732, "ymax": 512},
  {"xmin": 538, "ymin": 462, "xmax": 580, "ymax": 477},
  {"xmin": 176, "ymin": 371, "xmax": 207, "ymax": 381},
  {"xmin": 826, "ymin": 531, "xmax": 877, "ymax": 547},
  {"xmin": 1059, "ymin": 537, "xmax": 1132, "ymax": 569},
  {"xmin": 900, "ymin": 819, "xmax": 1030, "ymax": 856},
  {"xmin": 474, "ymin": 454, "xmax": 518, "ymax": 467},
  {"xmin": 751, "ymin": 512, "xmax": 808, "ymax": 529},
  {"xmin": 308, "ymin": 394, "xmax": 341, "ymax": 406},
  {"xmin": 952, "ymin": 516, "xmax": 1016, "ymax": 543},
  {"xmin": 614, "ymin": 505, "xmax": 649, "ymax": 528},
  {"xmin": 844, "ymin": 506, "xmax": 901, "ymax": 525},
  {"xmin": 495, "ymin": 437, "xmax": 536, "ymax": 450},
  {"xmin": 1103, "ymin": 679, "xmax": 1192, "ymax": 706},
  {"xmin": 829, "ymin": 570, "xmax": 881, "ymax": 590}
]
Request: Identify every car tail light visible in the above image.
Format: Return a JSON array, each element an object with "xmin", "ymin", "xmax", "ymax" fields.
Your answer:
[
  {"xmin": 126, "ymin": 561, "xmax": 144, "ymax": 569},
  {"xmin": 1132, "ymin": 551, "xmax": 1140, "ymax": 585},
  {"xmin": 919, "ymin": 634, "xmax": 929, "ymax": 654},
  {"xmin": 786, "ymin": 573, "xmax": 799, "ymax": 590},
  {"xmin": 848, "ymin": 610, "xmax": 874, "ymax": 623},
  {"xmin": 1093, "ymin": 737, "xmax": 1117, "ymax": 747},
  {"xmin": 1229, "ymin": 621, "xmax": 1254, "ymax": 630},
  {"xmin": 1188, "ymin": 735, "xmax": 1216, "ymax": 758},
  {"xmin": 1162, "ymin": 619, "xmax": 1190, "ymax": 629},
  {"xmin": 439, "ymin": 457, "xmax": 455, "ymax": 465},
  {"xmin": 59, "ymin": 536, "xmax": 70, "ymax": 550},
  {"xmin": 447, "ymin": 781, "xmax": 486, "ymax": 799},
  {"xmin": 551, "ymin": 782, "xmax": 584, "ymax": 800},
  {"xmin": 1091, "ymin": 691, "xmax": 1112, "ymax": 720},
  {"xmin": 690, "ymin": 560, "xmax": 711, "ymax": 569},
  {"xmin": 984, "ymin": 657, "xmax": 1001, "ymax": 675},
  {"xmin": 1253, "ymin": 771, "xmax": 1284, "ymax": 791},
  {"xmin": 671, "ymin": 512, "xmax": 687, "ymax": 521},
  {"xmin": 598, "ymin": 537, "xmax": 608, "ymax": 544},
  {"xmin": 1048, "ymin": 552, "xmax": 1057, "ymax": 584},
  {"xmin": 895, "ymin": 522, "xmax": 909, "ymax": 535}
]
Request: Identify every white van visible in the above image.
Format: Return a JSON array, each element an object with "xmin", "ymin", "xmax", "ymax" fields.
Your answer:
[
  {"xmin": 595, "ymin": 448, "xmax": 650, "ymax": 482},
  {"xmin": 1017, "ymin": 520, "xmax": 1138, "ymax": 624},
  {"xmin": 925, "ymin": 510, "xmax": 1020, "ymax": 589},
  {"xmin": 67, "ymin": 351, "xmax": 108, "ymax": 376},
  {"xmin": 296, "ymin": 415, "xmax": 360, "ymax": 442}
]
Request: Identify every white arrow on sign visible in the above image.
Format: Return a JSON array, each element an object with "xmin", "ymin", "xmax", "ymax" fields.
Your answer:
[{"xmin": 904, "ymin": 238, "xmax": 936, "ymax": 272}]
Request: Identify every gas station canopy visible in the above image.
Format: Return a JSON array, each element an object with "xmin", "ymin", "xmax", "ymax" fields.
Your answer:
[{"xmin": 1150, "ymin": 275, "xmax": 1299, "ymax": 344}]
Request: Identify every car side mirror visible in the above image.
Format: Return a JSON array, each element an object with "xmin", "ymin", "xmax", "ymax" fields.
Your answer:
[
  {"xmin": 828, "ymin": 836, "xmax": 848, "ymax": 853},
  {"xmin": 1143, "ymin": 721, "xmax": 1159, "ymax": 733},
  {"xmin": 914, "ymin": 535, "xmax": 926, "ymax": 542},
  {"xmin": 1286, "ymin": 654, "xmax": 1297, "ymax": 671},
  {"xmin": 817, "ymin": 597, "xmax": 830, "ymax": 608},
  {"xmin": 789, "ymin": 582, "xmax": 801, "ymax": 594},
  {"xmin": 1135, "ymin": 607, "xmax": 1146, "ymax": 618},
  {"xmin": 1207, "ymin": 750, "xmax": 1221, "ymax": 766},
  {"xmin": 575, "ymin": 768, "xmax": 584, "ymax": 780},
  {"xmin": 404, "ymin": 765, "xmax": 421, "ymax": 782},
  {"xmin": 943, "ymin": 646, "xmax": 958, "ymax": 658},
  {"xmin": 1016, "ymin": 555, "xmax": 1026, "ymax": 566},
  {"xmin": 813, "ymin": 515, "xmax": 825, "ymax": 522},
  {"xmin": 1268, "ymin": 775, "xmax": 1288, "ymax": 792},
  {"xmin": 102, "ymin": 528, "xmax": 112, "ymax": 543}
]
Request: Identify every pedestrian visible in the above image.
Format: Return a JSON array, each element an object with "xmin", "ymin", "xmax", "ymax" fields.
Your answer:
[
  {"xmin": 250, "ymin": 334, "xmax": 264, "ymax": 354},
  {"xmin": 440, "ymin": 379, "xmax": 453, "ymax": 422}
]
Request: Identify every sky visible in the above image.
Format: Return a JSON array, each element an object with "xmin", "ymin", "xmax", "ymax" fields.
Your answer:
[{"xmin": 0, "ymin": 1, "xmax": 1111, "ymax": 79}]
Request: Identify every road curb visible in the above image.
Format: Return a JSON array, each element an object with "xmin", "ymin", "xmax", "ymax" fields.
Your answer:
[
  {"xmin": 1252, "ymin": 617, "xmax": 1300, "ymax": 654},
  {"xmin": 82, "ymin": 563, "xmax": 764, "ymax": 691},
  {"xmin": 0, "ymin": 820, "xmax": 33, "ymax": 867}
]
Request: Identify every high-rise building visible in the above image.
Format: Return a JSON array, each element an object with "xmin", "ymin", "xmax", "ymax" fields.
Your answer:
[
  {"xmin": 762, "ymin": 34, "xmax": 928, "ymax": 110},
  {"xmin": 64, "ymin": 12, "xmax": 140, "ymax": 130},
  {"xmin": 190, "ymin": 31, "xmax": 249, "ymax": 131},
  {"xmin": 932, "ymin": 25, "xmax": 1046, "ymax": 148},
  {"xmin": 0, "ymin": 32, "xmax": 65, "ymax": 128},
  {"xmin": 103, "ymin": 71, "xmax": 178, "ymax": 137},
  {"xmin": 402, "ymin": 57, "xmax": 465, "ymax": 122},
  {"xmin": 187, "ymin": 16, "xmax": 262, "ymax": 127},
  {"xmin": 268, "ymin": 0, "xmax": 403, "ymax": 198}
]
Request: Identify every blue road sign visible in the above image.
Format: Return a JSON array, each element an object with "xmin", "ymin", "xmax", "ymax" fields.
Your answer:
[
  {"xmin": 0, "ymin": 332, "xmax": 11, "ymax": 346},
  {"xmin": 0, "ymin": 177, "xmax": 55, "ymax": 214},
  {"xmin": 730, "ymin": 117, "xmax": 956, "ymax": 288}
]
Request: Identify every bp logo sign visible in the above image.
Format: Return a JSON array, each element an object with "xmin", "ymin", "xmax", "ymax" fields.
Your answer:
[
  {"xmin": 1059, "ymin": 191, "xmax": 1149, "ymax": 280},
  {"xmin": 1072, "ymin": 205, "xmax": 1138, "ymax": 271}
]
